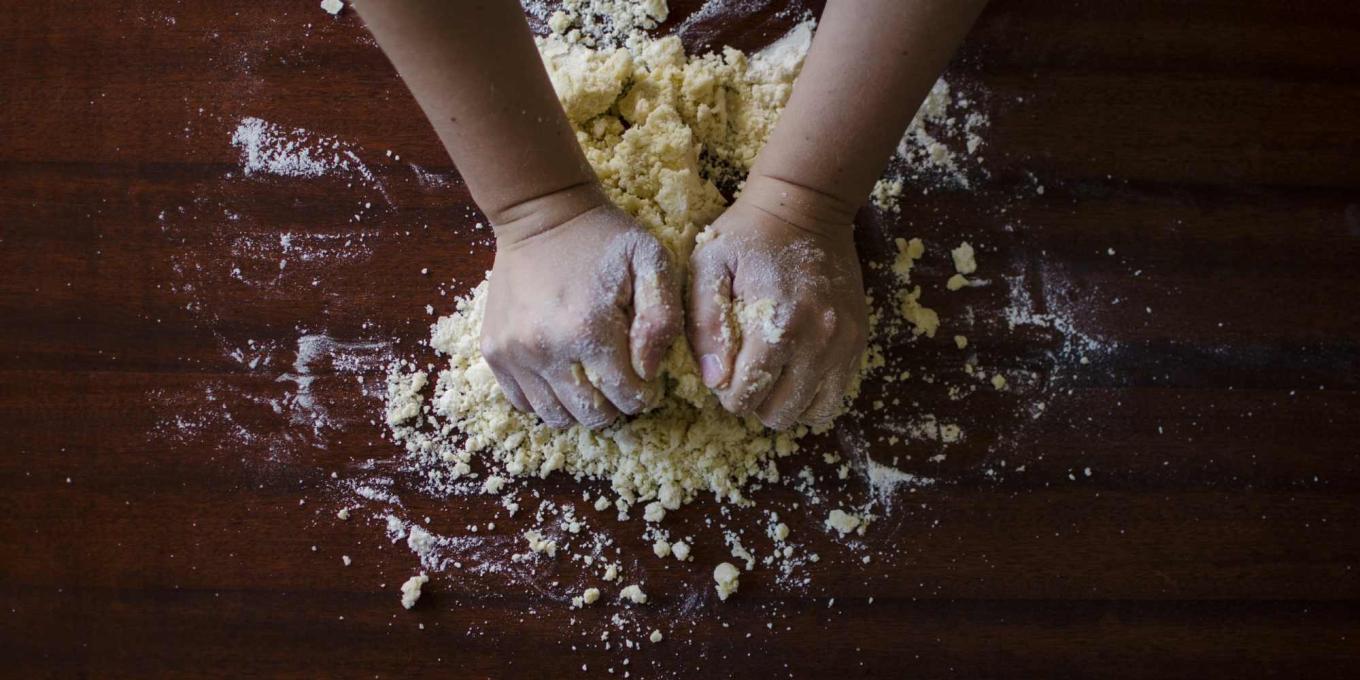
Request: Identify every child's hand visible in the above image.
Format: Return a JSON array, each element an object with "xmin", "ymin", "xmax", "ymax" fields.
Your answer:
[
  {"xmin": 482, "ymin": 200, "xmax": 682, "ymax": 430},
  {"xmin": 687, "ymin": 177, "xmax": 869, "ymax": 431}
]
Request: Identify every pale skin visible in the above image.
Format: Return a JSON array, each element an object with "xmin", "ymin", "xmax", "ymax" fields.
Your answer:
[{"xmin": 358, "ymin": 0, "xmax": 987, "ymax": 431}]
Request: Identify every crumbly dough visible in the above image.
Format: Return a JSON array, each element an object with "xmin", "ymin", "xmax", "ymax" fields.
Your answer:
[
  {"xmin": 523, "ymin": 530, "xmax": 557, "ymax": 557},
  {"xmin": 619, "ymin": 584, "xmax": 648, "ymax": 604},
  {"xmin": 825, "ymin": 508, "xmax": 868, "ymax": 536},
  {"xmin": 712, "ymin": 561, "xmax": 740, "ymax": 601},
  {"xmin": 671, "ymin": 540, "xmax": 691, "ymax": 561},
  {"xmin": 386, "ymin": 22, "xmax": 836, "ymax": 518},
  {"xmin": 899, "ymin": 286, "xmax": 939, "ymax": 338},
  {"xmin": 571, "ymin": 586, "xmax": 602, "ymax": 608},
  {"xmin": 891, "ymin": 237, "xmax": 925, "ymax": 281},
  {"xmin": 400, "ymin": 573, "xmax": 428, "ymax": 610},
  {"xmin": 951, "ymin": 241, "xmax": 977, "ymax": 275},
  {"xmin": 734, "ymin": 298, "xmax": 784, "ymax": 345},
  {"xmin": 652, "ymin": 538, "xmax": 671, "ymax": 558}
]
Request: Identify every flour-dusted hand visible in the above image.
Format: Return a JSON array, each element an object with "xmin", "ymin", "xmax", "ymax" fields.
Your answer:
[
  {"xmin": 482, "ymin": 194, "xmax": 682, "ymax": 430},
  {"xmin": 687, "ymin": 176, "xmax": 869, "ymax": 431}
]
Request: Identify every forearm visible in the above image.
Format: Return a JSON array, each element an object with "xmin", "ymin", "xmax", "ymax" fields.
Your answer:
[
  {"xmin": 356, "ymin": 0, "xmax": 602, "ymax": 240},
  {"xmin": 748, "ymin": 0, "xmax": 987, "ymax": 222}
]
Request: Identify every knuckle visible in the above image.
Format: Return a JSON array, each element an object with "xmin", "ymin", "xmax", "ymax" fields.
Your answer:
[
  {"xmin": 480, "ymin": 335, "xmax": 504, "ymax": 362},
  {"xmin": 645, "ymin": 310, "xmax": 683, "ymax": 343},
  {"xmin": 799, "ymin": 407, "xmax": 835, "ymax": 428},
  {"xmin": 847, "ymin": 326, "xmax": 869, "ymax": 352},
  {"xmin": 758, "ymin": 408, "xmax": 793, "ymax": 432},
  {"xmin": 542, "ymin": 410, "xmax": 572, "ymax": 430},
  {"xmin": 818, "ymin": 307, "xmax": 841, "ymax": 336},
  {"xmin": 586, "ymin": 410, "xmax": 618, "ymax": 430},
  {"xmin": 718, "ymin": 389, "xmax": 748, "ymax": 415},
  {"xmin": 612, "ymin": 396, "xmax": 643, "ymax": 417}
]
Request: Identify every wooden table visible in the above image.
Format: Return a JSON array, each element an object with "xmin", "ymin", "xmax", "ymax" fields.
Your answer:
[{"xmin": 3, "ymin": 1, "xmax": 1358, "ymax": 677}]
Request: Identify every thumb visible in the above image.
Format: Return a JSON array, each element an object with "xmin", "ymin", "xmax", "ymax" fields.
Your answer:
[
  {"xmin": 628, "ymin": 239, "xmax": 682, "ymax": 381},
  {"xmin": 687, "ymin": 243, "xmax": 737, "ymax": 389}
]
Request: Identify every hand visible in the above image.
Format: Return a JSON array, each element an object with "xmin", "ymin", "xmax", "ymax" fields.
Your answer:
[
  {"xmin": 482, "ymin": 192, "xmax": 682, "ymax": 430},
  {"xmin": 687, "ymin": 176, "xmax": 869, "ymax": 431}
]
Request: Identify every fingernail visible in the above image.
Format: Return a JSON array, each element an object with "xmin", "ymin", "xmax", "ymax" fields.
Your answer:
[
  {"xmin": 632, "ymin": 353, "xmax": 652, "ymax": 382},
  {"xmin": 700, "ymin": 354, "xmax": 723, "ymax": 388}
]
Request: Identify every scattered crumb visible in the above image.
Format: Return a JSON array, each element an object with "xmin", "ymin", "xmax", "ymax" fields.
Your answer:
[
  {"xmin": 619, "ymin": 584, "xmax": 648, "ymax": 604},
  {"xmin": 400, "ymin": 573, "xmax": 428, "ymax": 610},
  {"xmin": 825, "ymin": 509, "xmax": 866, "ymax": 536},
  {"xmin": 713, "ymin": 562, "xmax": 741, "ymax": 601},
  {"xmin": 951, "ymin": 242, "xmax": 977, "ymax": 274}
]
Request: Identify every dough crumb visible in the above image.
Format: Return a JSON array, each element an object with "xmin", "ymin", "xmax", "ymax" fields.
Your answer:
[
  {"xmin": 571, "ymin": 586, "xmax": 602, "ymax": 608},
  {"xmin": 891, "ymin": 237, "xmax": 926, "ymax": 283},
  {"xmin": 652, "ymin": 539, "xmax": 672, "ymax": 558},
  {"xmin": 899, "ymin": 286, "xmax": 939, "ymax": 338},
  {"xmin": 735, "ymin": 298, "xmax": 783, "ymax": 344},
  {"xmin": 320, "ymin": 0, "xmax": 343, "ymax": 16},
  {"xmin": 523, "ymin": 530, "xmax": 557, "ymax": 557},
  {"xmin": 671, "ymin": 540, "xmax": 691, "ymax": 561},
  {"xmin": 946, "ymin": 273, "xmax": 970, "ymax": 291},
  {"xmin": 954, "ymin": 335, "xmax": 968, "ymax": 349},
  {"xmin": 951, "ymin": 242, "xmax": 977, "ymax": 275},
  {"xmin": 481, "ymin": 475, "xmax": 507, "ymax": 495},
  {"xmin": 713, "ymin": 562, "xmax": 741, "ymax": 601},
  {"xmin": 400, "ymin": 573, "xmax": 428, "ymax": 610},
  {"xmin": 871, "ymin": 177, "xmax": 903, "ymax": 212},
  {"xmin": 825, "ymin": 509, "xmax": 867, "ymax": 536},
  {"xmin": 619, "ymin": 584, "xmax": 648, "ymax": 604},
  {"xmin": 649, "ymin": 629, "xmax": 663, "ymax": 643}
]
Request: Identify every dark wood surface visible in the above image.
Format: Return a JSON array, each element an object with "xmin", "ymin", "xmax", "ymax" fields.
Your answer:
[{"xmin": 3, "ymin": 1, "xmax": 1359, "ymax": 677}]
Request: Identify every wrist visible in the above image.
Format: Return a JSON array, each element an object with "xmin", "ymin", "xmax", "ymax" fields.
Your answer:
[
  {"xmin": 490, "ymin": 181, "xmax": 610, "ymax": 246},
  {"xmin": 735, "ymin": 174, "xmax": 859, "ymax": 239}
]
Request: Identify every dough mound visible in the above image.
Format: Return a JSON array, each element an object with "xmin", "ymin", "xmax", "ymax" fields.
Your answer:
[{"xmin": 387, "ymin": 23, "xmax": 856, "ymax": 513}]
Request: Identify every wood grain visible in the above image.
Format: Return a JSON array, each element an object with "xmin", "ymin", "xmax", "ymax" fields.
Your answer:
[{"xmin": 2, "ymin": 1, "xmax": 1358, "ymax": 677}]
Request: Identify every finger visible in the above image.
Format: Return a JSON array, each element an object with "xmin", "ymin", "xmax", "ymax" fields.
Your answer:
[
  {"xmin": 717, "ymin": 344, "xmax": 784, "ymax": 417},
  {"xmin": 800, "ymin": 355, "xmax": 859, "ymax": 427},
  {"xmin": 487, "ymin": 359, "xmax": 532, "ymax": 414},
  {"xmin": 629, "ymin": 239, "xmax": 682, "ymax": 381},
  {"xmin": 545, "ymin": 363, "xmax": 620, "ymax": 431},
  {"xmin": 517, "ymin": 371, "xmax": 574, "ymax": 429},
  {"xmin": 582, "ymin": 347, "xmax": 651, "ymax": 416},
  {"xmin": 755, "ymin": 357, "xmax": 821, "ymax": 431},
  {"xmin": 687, "ymin": 244, "xmax": 736, "ymax": 389}
]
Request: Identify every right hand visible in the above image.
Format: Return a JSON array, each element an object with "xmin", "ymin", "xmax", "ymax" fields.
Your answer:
[{"xmin": 481, "ymin": 193, "xmax": 682, "ymax": 430}]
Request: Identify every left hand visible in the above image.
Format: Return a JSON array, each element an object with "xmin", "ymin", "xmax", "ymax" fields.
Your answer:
[{"xmin": 686, "ymin": 178, "xmax": 869, "ymax": 430}]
